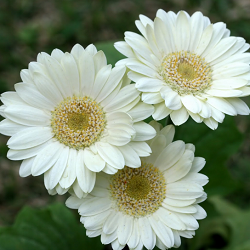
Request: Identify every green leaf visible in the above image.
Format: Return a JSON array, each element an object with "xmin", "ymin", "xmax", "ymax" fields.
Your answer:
[
  {"xmin": 96, "ymin": 41, "xmax": 125, "ymax": 66},
  {"xmin": 188, "ymin": 197, "xmax": 250, "ymax": 250},
  {"xmin": 0, "ymin": 203, "xmax": 104, "ymax": 250},
  {"xmin": 174, "ymin": 116, "xmax": 243, "ymax": 196}
]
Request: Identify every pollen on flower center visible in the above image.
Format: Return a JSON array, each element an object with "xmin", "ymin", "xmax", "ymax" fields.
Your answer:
[
  {"xmin": 126, "ymin": 176, "xmax": 151, "ymax": 200},
  {"xmin": 51, "ymin": 96, "xmax": 106, "ymax": 150},
  {"xmin": 160, "ymin": 51, "xmax": 212, "ymax": 95},
  {"xmin": 67, "ymin": 113, "xmax": 89, "ymax": 131},
  {"xmin": 110, "ymin": 163, "xmax": 166, "ymax": 217}
]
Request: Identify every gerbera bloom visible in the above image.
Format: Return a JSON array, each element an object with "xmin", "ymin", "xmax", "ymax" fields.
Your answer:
[
  {"xmin": 115, "ymin": 10, "xmax": 250, "ymax": 129},
  {"xmin": 66, "ymin": 121, "xmax": 208, "ymax": 250},
  {"xmin": 0, "ymin": 44, "xmax": 156, "ymax": 196}
]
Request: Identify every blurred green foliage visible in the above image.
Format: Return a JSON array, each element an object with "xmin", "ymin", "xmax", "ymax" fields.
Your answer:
[{"xmin": 0, "ymin": 203, "xmax": 103, "ymax": 250}]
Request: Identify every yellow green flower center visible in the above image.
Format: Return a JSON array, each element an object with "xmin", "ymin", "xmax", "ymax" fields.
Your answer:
[
  {"xmin": 160, "ymin": 51, "xmax": 212, "ymax": 95},
  {"xmin": 110, "ymin": 163, "xmax": 166, "ymax": 217},
  {"xmin": 51, "ymin": 96, "xmax": 106, "ymax": 150}
]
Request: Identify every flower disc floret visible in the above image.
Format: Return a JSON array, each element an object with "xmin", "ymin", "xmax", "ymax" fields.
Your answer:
[
  {"xmin": 110, "ymin": 164, "xmax": 166, "ymax": 217},
  {"xmin": 161, "ymin": 51, "xmax": 212, "ymax": 95},
  {"xmin": 51, "ymin": 96, "xmax": 106, "ymax": 150}
]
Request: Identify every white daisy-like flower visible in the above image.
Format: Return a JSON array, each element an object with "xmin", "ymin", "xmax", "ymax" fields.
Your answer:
[
  {"xmin": 115, "ymin": 10, "xmax": 250, "ymax": 129},
  {"xmin": 0, "ymin": 44, "xmax": 156, "ymax": 196},
  {"xmin": 66, "ymin": 121, "xmax": 208, "ymax": 250}
]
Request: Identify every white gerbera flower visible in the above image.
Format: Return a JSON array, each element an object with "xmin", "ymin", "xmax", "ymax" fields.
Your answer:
[
  {"xmin": 115, "ymin": 10, "xmax": 250, "ymax": 129},
  {"xmin": 66, "ymin": 121, "xmax": 208, "ymax": 250},
  {"xmin": 0, "ymin": 44, "xmax": 156, "ymax": 196}
]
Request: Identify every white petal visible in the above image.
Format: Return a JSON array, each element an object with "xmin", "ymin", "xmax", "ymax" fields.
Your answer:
[
  {"xmin": 96, "ymin": 66, "xmax": 126, "ymax": 103},
  {"xmin": 78, "ymin": 197, "xmax": 111, "ymax": 216},
  {"xmin": 154, "ymin": 17, "xmax": 175, "ymax": 54},
  {"xmin": 127, "ymin": 219, "xmax": 140, "ymax": 249},
  {"xmin": 133, "ymin": 122, "xmax": 156, "ymax": 141},
  {"xmin": 4, "ymin": 105, "xmax": 50, "ymax": 126},
  {"xmin": 0, "ymin": 119, "xmax": 26, "ymax": 136},
  {"xmin": 65, "ymin": 196, "xmax": 83, "ymax": 209},
  {"xmin": 85, "ymin": 44, "xmax": 97, "ymax": 55},
  {"xmin": 177, "ymin": 214, "xmax": 199, "ymax": 230},
  {"xmin": 104, "ymin": 84, "xmax": 139, "ymax": 112},
  {"xmin": 161, "ymin": 87, "xmax": 182, "ymax": 110},
  {"xmin": 203, "ymin": 117, "xmax": 218, "ymax": 130},
  {"xmin": 190, "ymin": 157, "xmax": 206, "ymax": 173},
  {"xmin": 205, "ymin": 37, "xmax": 237, "ymax": 63},
  {"xmin": 59, "ymin": 148, "xmax": 77, "ymax": 189},
  {"xmin": 79, "ymin": 51, "xmax": 95, "ymax": 96},
  {"xmin": 31, "ymin": 141, "xmax": 63, "ymax": 176},
  {"xmin": 84, "ymin": 210, "xmax": 111, "ymax": 231},
  {"xmin": 51, "ymin": 48, "xmax": 64, "ymax": 61},
  {"xmin": 111, "ymin": 239, "xmax": 125, "ymax": 250},
  {"xmin": 193, "ymin": 205, "xmax": 207, "ymax": 219},
  {"xmin": 163, "ymin": 197, "xmax": 196, "ymax": 207},
  {"xmin": 7, "ymin": 127, "xmax": 53, "ymax": 150},
  {"xmin": 145, "ymin": 135, "xmax": 167, "ymax": 164},
  {"xmin": 91, "ymin": 65, "xmax": 112, "ymax": 100},
  {"xmin": 129, "ymin": 141, "xmax": 151, "ymax": 157},
  {"xmin": 96, "ymin": 142, "xmax": 125, "ymax": 169},
  {"xmin": 201, "ymin": 22, "xmax": 226, "ymax": 57},
  {"xmin": 148, "ymin": 215, "xmax": 174, "ymax": 248},
  {"xmin": 181, "ymin": 95, "xmax": 202, "ymax": 114},
  {"xmin": 157, "ymin": 207, "xmax": 186, "ymax": 230},
  {"xmin": 167, "ymin": 181, "xmax": 204, "ymax": 200},
  {"xmin": 19, "ymin": 157, "xmax": 34, "ymax": 177},
  {"xmin": 135, "ymin": 77, "xmax": 164, "ymax": 92},
  {"xmin": 7, "ymin": 141, "xmax": 50, "ymax": 161},
  {"xmin": 152, "ymin": 102, "xmax": 171, "ymax": 120},
  {"xmin": 189, "ymin": 12, "xmax": 204, "ymax": 51},
  {"xmin": 117, "ymin": 215, "xmax": 133, "ymax": 246},
  {"xmin": 206, "ymin": 97, "xmax": 237, "ymax": 115},
  {"xmin": 170, "ymin": 106, "xmax": 189, "ymax": 125},
  {"xmin": 138, "ymin": 217, "xmax": 156, "ymax": 249},
  {"xmin": 127, "ymin": 62, "xmax": 157, "ymax": 78},
  {"xmin": 213, "ymin": 62, "xmax": 250, "ymax": 79},
  {"xmin": 40, "ymin": 52, "xmax": 71, "ymax": 98},
  {"xmin": 46, "ymin": 146, "xmax": 69, "ymax": 189},
  {"xmin": 164, "ymin": 149, "xmax": 194, "ymax": 183},
  {"xmin": 83, "ymin": 148, "xmax": 105, "ymax": 172},
  {"xmin": 154, "ymin": 140, "xmax": 185, "ymax": 171},
  {"xmin": 93, "ymin": 50, "xmax": 107, "ymax": 73},
  {"xmin": 103, "ymin": 211, "xmax": 120, "ymax": 234},
  {"xmin": 128, "ymin": 102, "xmax": 154, "ymax": 122},
  {"xmin": 1, "ymin": 91, "xmax": 24, "ymax": 106},
  {"xmin": 61, "ymin": 53, "xmax": 80, "ymax": 95},
  {"xmin": 91, "ymin": 186, "xmax": 109, "ymax": 198},
  {"xmin": 142, "ymin": 92, "xmax": 163, "ymax": 104},
  {"xmin": 181, "ymin": 173, "xmax": 209, "ymax": 186},
  {"xmin": 175, "ymin": 11, "xmax": 190, "ymax": 51},
  {"xmin": 76, "ymin": 150, "xmax": 96, "ymax": 193},
  {"xmin": 118, "ymin": 144, "xmax": 141, "ymax": 168},
  {"xmin": 195, "ymin": 24, "xmax": 213, "ymax": 55},
  {"xmin": 14, "ymin": 83, "xmax": 55, "ymax": 110},
  {"xmin": 33, "ymin": 72, "xmax": 63, "ymax": 105},
  {"xmin": 71, "ymin": 44, "xmax": 85, "ymax": 60},
  {"xmin": 101, "ymin": 231, "xmax": 117, "ymax": 245},
  {"xmin": 227, "ymin": 98, "xmax": 250, "ymax": 115},
  {"xmin": 163, "ymin": 203, "xmax": 197, "ymax": 214},
  {"xmin": 211, "ymin": 78, "xmax": 248, "ymax": 90},
  {"xmin": 114, "ymin": 41, "xmax": 135, "ymax": 58},
  {"xmin": 206, "ymin": 89, "xmax": 242, "ymax": 97}
]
